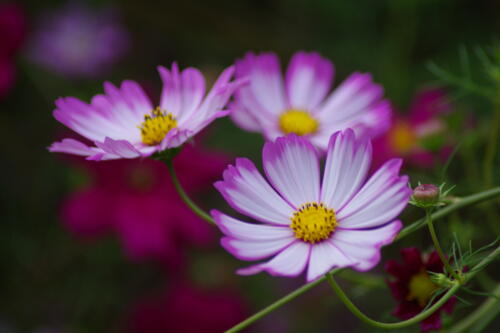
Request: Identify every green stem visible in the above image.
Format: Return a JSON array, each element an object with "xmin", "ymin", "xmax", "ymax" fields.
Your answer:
[
  {"xmin": 326, "ymin": 272, "xmax": 460, "ymax": 329},
  {"xmin": 165, "ymin": 161, "xmax": 215, "ymax": 226},
  {"xmin": 225, "ymin": 268, "xmax": 341, "ymax": 333},
  {"xmin": 325, "ymin": 246, "xmax": 499, "ymax": 330},
  {"xmin": 425, "ymin": 209, "xmax": 462, "ymax": 282},
  {"xmin": 396, "ymin": 186, "xmax": 500, "ymax": 240},
  {"xmin": 448, "ymin": 283, "xmax": 500, "ymax": 333}
]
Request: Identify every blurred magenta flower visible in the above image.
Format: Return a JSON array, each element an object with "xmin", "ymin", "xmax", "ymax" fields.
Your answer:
[
  {"xmin": 127, "ymin": 283, "xmax": 247, "ymax": 333},
  {"xmin": 0, "ymin": 3, "xmax": 26, "ymax": 98},
  {"xmin": 62, "ymin": 145, "xmax": 229, "ymax": 267},
  {"xmin": 213, "ymin": 129, "xmax": 410, "ymax": 281},
  {"xmin": 49, "ymin": 64, "xmax": 244, "ymax": 160},
  {"xmin": 372, "ymin": 88, "xmax": 452, "ymax": 169},
  {"xmin": 385, "ymin": 247, "xmax": 457, "ymax": 332},
  {"xmin": 230, "ymin": 51, "xmax": 391, "ymax": 150},
  {"xmin": 26, "ymin": 2, "xmax": 128, "ymax": 78}
]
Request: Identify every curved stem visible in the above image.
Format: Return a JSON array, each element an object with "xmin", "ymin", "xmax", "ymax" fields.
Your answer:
[
  {"xmin": 425, "ymin": 209, "xmax": 462, "ymax": 282},
  {"xmin": 225, "ymin": 268, "xmax": 340, "ymax": 333},
  {"xmin": 326, "ymin": 246, "xmax": 500, "ymax": 330},
  {"xmin": 326, "ymin": 272, "xmax": 460, "ymax": 329},
  {"xmin": 166, "ymin": 161, "xmax": 215, "ymax": 226},
  {"xmin": 396, "ymin": 186, "xmax": 500, "ymax": 240}
]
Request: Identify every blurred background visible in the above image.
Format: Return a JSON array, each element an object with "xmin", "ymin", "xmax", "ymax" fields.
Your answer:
[{"xmin": 1, "ymin": 0, "xmax": 499, "ymax": 332}]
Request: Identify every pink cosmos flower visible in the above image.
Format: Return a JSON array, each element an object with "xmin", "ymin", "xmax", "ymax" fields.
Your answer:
[
  {"xmin": 212, "ymin": 129, "xmax": 411, "ymax": 281},
  {"xmin": 127, "ymin": 282, "xmax": 247, "ymax": 333},
  {"xmin": 385, "ymin": 247, "xmax": 457, "ymax": 332},
  {"xmin": 62, "ymin": 145, "xmax": 228, "ymax": 267},
  {"xmin": 372, "ymin": 88, "xmax": 452, "ymax": 169},
  {"xmin": 49, "ymin": 64, "xmax": 244, "ymax": 160},
  {"xmin": 26, "ymin": 2, "xmax": 129, "ymax": 78},
  {"xmin": 230, "ymin": 51, "xmax": 391, "ymax": 150}
]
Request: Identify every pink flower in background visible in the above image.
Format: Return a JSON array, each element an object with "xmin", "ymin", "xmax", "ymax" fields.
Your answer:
[
  {"xmin": 49, "ymin": 63, "xmax": 244, "ymax": 160},
  {"xmin": 27, "ymin": 2, "xmax": 128, "ymax": 78},
  {"xmin": 230, "ymin": 51, "xmax": 391, "ymax": 150},
  {"xmin": 0, "ymin": 3, "xmax": 26, "ymax": 98},
  {"xmin": 127, "ymin": 283, "xmax": 247, "ymax": 333},
  {"xmin": 62, "ymin": 145, "xmax": 229, "ymax": 267},
  {"xmin": 372, "ymin": 88, "xmax": 452, "ymax": 169},
  {"xmin": 213, "ymin": 130, "xmax": 410, "ymax": 281},
  {"xmin": 385, "ymin": 247, "xmax": 457, "ymax": 332}
]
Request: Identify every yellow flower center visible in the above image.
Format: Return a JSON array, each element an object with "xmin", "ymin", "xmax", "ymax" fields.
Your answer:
[
  {"xmin": 279, "ymin": 109, "xmax": 319, "ymax": 136},
  {"xmin": 406, "ymin": 270, "xmax": 439, "ymax": 307},
  {"xmin": 389, "ymin": 121, "xmax": 416, "ymax": 154},
  {"xmin": 290, "ymin": 202, "xmax": 337, "ymax": 244},
  {"xmin": 139, "ymin": 107, "xmax": 177, "ymax": 146}
]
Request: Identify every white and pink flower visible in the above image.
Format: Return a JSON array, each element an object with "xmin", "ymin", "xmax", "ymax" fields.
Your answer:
[
  {"xmin": 49, "ymin": 63, "xmax": 244, "ymax": 160},
  {"xmin": 231, "ymin": 51, "xmax": 391, "ymax": 150},
  {"xmin": 212, "ymin": 129, "xmax": 411, "ymax": 281}
]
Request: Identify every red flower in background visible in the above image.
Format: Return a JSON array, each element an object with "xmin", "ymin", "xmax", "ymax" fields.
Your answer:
[
  {"xmin": 385, "ymin": 247, "xmax": 456, "ymax": 332},
  {"xmin": 373, "ymin": 88, "xmax": 452, "ymax": 169},
  {"xmin": 127, "ymin": 282, "xmax": 247, "ymax": 333},
  {"xmin": 61, "ymin": 145, "xmax": 229, "ymax": 268},
  {"xmin": 0, "ymin": 3, "xmax": 26, "ymax": 98}
]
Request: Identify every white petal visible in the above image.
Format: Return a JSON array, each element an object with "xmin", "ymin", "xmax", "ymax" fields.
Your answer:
[{"xmin": 263, "ymin": 135, "xmax": 320, "ymax": 208}]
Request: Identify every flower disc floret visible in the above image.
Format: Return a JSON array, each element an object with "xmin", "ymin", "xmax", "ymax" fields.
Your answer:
[
  {"xmin": 140, "ymin": 107, "xmax": 177, "ymax": 146},
  {"xmin": 290, "ymin": 202, "xmax": 336, "ymax": 243},
  {"xmin": 279, "ymin": 109, "xmax": 318, "ymax": 136}
]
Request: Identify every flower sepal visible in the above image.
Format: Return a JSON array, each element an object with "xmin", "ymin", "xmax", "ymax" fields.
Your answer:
[
  {"xmin": 409, "ymin": 183, "xmax": 455, "ymax": 209},
  {"xmin": 153, "ymin": 146, "xmax": 182, "ymax": 164}
]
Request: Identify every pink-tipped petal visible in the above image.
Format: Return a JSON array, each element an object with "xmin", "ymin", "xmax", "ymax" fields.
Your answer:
[
  {"xmin": 316, "ymin": 72, "xmax": 391, "ymax": 141},
  {"xmin": 221, "ymin": 236, "xmax": 295, "ymax": 261},
  {"xmin": 213, "ymin": 210, "xmax": 294, "ymax": 241},
  {"xmin": 285, "ymin": 51, "xmax": 334, "ymax": 110},
  {"xmin": 237, "ymin": 241, "xmax": 310, "ymax": 277},
  {"xmin": 236, "ymin": 52, "xmax": 287, "ymax": 116},
  {"xmin": 95, "ymin": 137, "xmax": 144, "ymax": 159},
  {"xmin": 332, "ymin": 220, "xmax": 402, "ymax": 271},
  {"xmin": 214, "ymin": 158, "xmax": 294, "ymax": 225},
  {"xmin": 158, "ymin": 63, "xmax": 182, "ymax": 116},
  {"xmin": 263, "ymin": 135, "xmax": 320, "ymax": 208},
  {"xmin": 321, "ymin": 129, "xmax": 372, "ymax": 210},
  {"xmin": 306, "ymin": 240, "xmax": 353, "ymax": 281},
  {"xmin": 336, "ymin": 159, "xmax": 411, "ymax": 228},
  {"xmin": 48, "ymin": 138, "xmax": 97, "ymax": 157}
]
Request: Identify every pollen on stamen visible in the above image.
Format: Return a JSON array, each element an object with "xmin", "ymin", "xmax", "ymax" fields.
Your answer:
[
  {"xmin": 139, "ymin": 107, "xmax": 177, "ymax": 146},
  {"xmin": 290, "ymin": 202, "xmax": 337, "ymax": 244}
]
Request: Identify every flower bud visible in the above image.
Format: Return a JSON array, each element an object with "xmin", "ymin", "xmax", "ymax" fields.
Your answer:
[{"xmin": 413, "ymin": 184, "xmax": 440, "ymax": 205}]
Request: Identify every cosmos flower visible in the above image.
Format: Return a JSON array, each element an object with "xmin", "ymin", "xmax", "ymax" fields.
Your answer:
[
  {"xmin": 230, "ymin": 51, "xmax": 391, "ymax": 150},
  {"xmin": 372, "ymin": 88, "xmax": 452, "ymax": 169},
  {"xmin": 127, "ymin": 282, "xmax": 247, "ymax": 333},
  {"xmin": 0, "ymin": 3, "xmax": 26, "ymax": 98},
  {"xmin": 212, "ymin": 129, "xmax": 411, "ymax": 281},
  {"xmin": 49, "ymin": 63, "xmax": 244, "ymax": 160},
  {"xmin": 385, "ymin": 247, "xmax": 457, "ymax": 332},
  {"xmin": 26, "ymin": 2, "xmax": 128, "ymax": 78},
  {"xmin": 61, "ymin": 145, "xmax": 229, "ymax": 267}
]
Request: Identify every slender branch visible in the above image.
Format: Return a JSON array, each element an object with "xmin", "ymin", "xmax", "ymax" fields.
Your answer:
[
  {"xmin": 325, "ymin": 246, "xmax": 499, "ymax": 330},
  {"xmin": 225, "ymin": 269, "xmax": 340, "ymax": 333},
  {"xmin": 396, "ymin": 186, "xmax": 500, "ymax": 240},
  {"xmin": 165, "ymin": 161, "xmax": 215, "ymax": 226},
  {"xmin": 425, "ymin": 209, "xmax": 462, "ymax": 282},
  {"xmin": 326, "ymin": 273, "xmax": 460, "ymax": 329}
]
